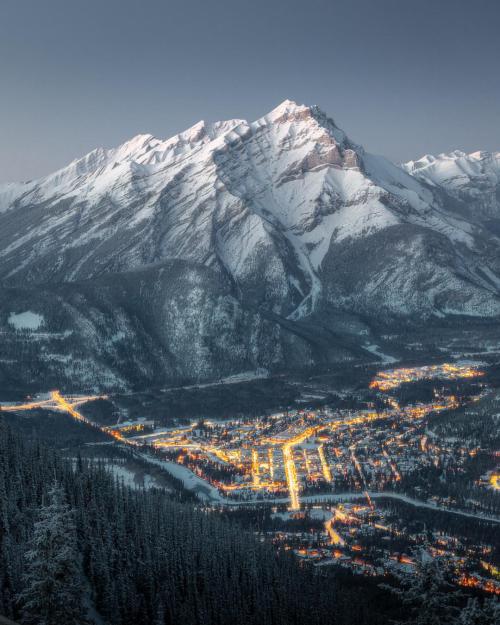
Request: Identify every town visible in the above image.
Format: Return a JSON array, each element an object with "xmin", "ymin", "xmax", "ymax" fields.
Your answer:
[
  {"xmin": 128, "ymin": 362, "xmax": 489, "ymax": 512},
  {"xmin": 1, "ymin": 361, "xmax": 499, "ymax": 596}
]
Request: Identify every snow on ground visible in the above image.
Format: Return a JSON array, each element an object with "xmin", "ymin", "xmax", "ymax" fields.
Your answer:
[
  {"xmin": 105, "ymin": 463, "xmax": 163, "ymax": 490},
  {"xmin": 300, "ymin": 393, "xmax": 328, "ymax": 400},
  {"xmin": 8, "ymin": 311, "xmax": 44, "ymax": 330},
  {"xmin": 163, "ymin": 368, "xmax": 269, "ymax": 391},
  {"xmin": 363, "ymin": 343, "xmax": 398, "ymax": 364},
  {"xmin": 133, "ymin": 452, "xmax": 225, "ymax": 502},
  {"xmin": 270, "ymin": 511, "xmax": 293, "ymax": 521},
  {"xmin": 220, "ymin": 368, "xmax": 270, "ymax": 383},
  {"xmin": 232, "ymin": 492, "xmax": 500, "ymax": 523},
  {"xmin": 308, "ymin": 507, "xmax": 333, "ymax": 521},
  {"xmin": 131, "ymin": 451, "xmax": 500, "ymax": 523},
  {"xmin": 69, "ymin": 457, "xmax": 166, "ymax": 491}
]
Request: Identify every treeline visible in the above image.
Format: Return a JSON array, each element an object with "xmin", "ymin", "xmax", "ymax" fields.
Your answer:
[
  {"xmin": 113, "ymin": 378, "xmax": 303, "ymax": 425},
  {"xmin": 0, "ymin": 421, "xmax": 396, "ymax": 625}
]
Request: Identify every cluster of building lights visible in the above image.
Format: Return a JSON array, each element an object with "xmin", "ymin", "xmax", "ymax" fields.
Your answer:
[
  {"xmin": 369, "ymin": 363, "xmax": 484, "ymax": 392},
  {"xmin": 141, "ymin": 367, "xmax": 468, "ymax": 510}
]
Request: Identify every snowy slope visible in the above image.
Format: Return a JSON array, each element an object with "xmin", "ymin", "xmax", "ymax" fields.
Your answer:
[
  {"xmin": 403, "ymin": 150, "xmax": 500, "ymax": 219},
  {"xmin": 0, "ymin": 100, "xmax": 499, "ymax": 390},
  {"xmin": 2, "ymin": 100, "xmax": 499, "ymax": 318}
]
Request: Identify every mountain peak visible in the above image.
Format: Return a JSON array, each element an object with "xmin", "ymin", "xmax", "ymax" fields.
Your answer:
[
  {"xmin": 176, "ymin": 120, "xmax": 207, "ymax": 143},
  {"xmin": 271, "ymin": 98, "xmax": 305, "ymax": 111},
  {"xmin": 258, "ymin": 99, "xmax": 353, "ymax": 151},
  {"xmin": 113, "ymin": 133, "xmax": 159, "ymax": 159},
  {"xmin": 266, "ymin": 99, "xmax": 313, "ymax": 122}
]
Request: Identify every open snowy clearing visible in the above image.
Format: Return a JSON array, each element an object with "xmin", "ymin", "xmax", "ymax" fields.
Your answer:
[{"xmin": 8, "ymin": 311, "xmax": 44, "ymax": 330}]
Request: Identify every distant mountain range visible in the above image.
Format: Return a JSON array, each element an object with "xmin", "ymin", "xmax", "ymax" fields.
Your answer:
[{"xmin": 1, "ymin": 100, "xmax": 499, "ymax": 392}]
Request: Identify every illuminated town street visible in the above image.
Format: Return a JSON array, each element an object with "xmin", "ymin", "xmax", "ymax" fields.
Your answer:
[{"xmin": 490, "ymin": 473, "xmax": 500, "ymax": 491}]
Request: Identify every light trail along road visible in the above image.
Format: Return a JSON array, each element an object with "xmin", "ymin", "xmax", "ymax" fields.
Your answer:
[{"xmin": 0, "ymin": 391, "xmax": 106, "ymax": 423}]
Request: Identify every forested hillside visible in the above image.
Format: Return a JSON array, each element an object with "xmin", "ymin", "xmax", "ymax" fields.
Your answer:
[{"xmin": 0, "ymin": 421, "xmax": 394, "ymax": 625}]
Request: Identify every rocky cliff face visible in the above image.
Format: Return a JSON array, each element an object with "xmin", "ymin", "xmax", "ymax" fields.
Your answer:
[{"xmin": 1, "ymin": 100, "xmax": 499, "ymax": 391}]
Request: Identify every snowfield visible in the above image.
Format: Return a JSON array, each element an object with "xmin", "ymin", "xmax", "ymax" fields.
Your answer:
[{"xmin": 8, "ymin": 311, "xmax": 44, "ymax": 330}]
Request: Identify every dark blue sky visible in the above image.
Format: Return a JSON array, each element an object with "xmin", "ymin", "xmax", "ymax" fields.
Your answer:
[{"xmin": 1, "ymin": 0, "xmax": 499, "ymax": 182}]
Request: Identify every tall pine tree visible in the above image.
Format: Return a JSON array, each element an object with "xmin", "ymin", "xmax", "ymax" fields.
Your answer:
[{"xmin": 17, "ymin": 482, "xmax": 88, "ymax": 625}]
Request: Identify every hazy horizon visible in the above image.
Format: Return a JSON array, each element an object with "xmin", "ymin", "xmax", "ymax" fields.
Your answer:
[{"xmin": 1, "ymin": 0, "xmax": 499, "ymax": 183}]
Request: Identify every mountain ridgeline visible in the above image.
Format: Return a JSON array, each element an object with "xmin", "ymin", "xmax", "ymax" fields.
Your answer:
[{"xmin": 0, "ymin": 100, "xmax": 499, "ymax": 391}]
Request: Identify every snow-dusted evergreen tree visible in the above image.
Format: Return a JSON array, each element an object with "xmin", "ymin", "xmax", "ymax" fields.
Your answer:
[
  {"xmin": 383, "ymin": 550, "xmax": 461, "ymax": 625},
  {"xmin": 459, "ymin": 599, "xmax": 484, "ymax": 625},
  {"xmin": 481, "ymin": 597, "xmax": 500, "ymax": 625},
  {"xmin": 458, "ymin": 597, "xmax": 500, "ymax": 625},
  {"xmin": 17, "ymin": 482, "xmax": 88, "ymax": 625}
]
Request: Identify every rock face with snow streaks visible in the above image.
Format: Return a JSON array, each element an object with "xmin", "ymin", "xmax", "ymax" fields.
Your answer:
[{"xmin": 0, "ymin": 100, "xmax": 499, "ymax": 390}]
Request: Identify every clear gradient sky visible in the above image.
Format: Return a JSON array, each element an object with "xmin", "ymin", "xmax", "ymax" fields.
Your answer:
[{"xmin": 1, "ymin": 0, "xmax": 499, "ymax": 182}]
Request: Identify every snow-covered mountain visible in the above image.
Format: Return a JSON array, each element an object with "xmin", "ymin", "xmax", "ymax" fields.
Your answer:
[
  {"xmin": 403, "ymin": 149, "xmax": 500, "ymax": 221},
  {"xmin": 1, "ymin": 100, "xmax": 499, "ymax": 391}
]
